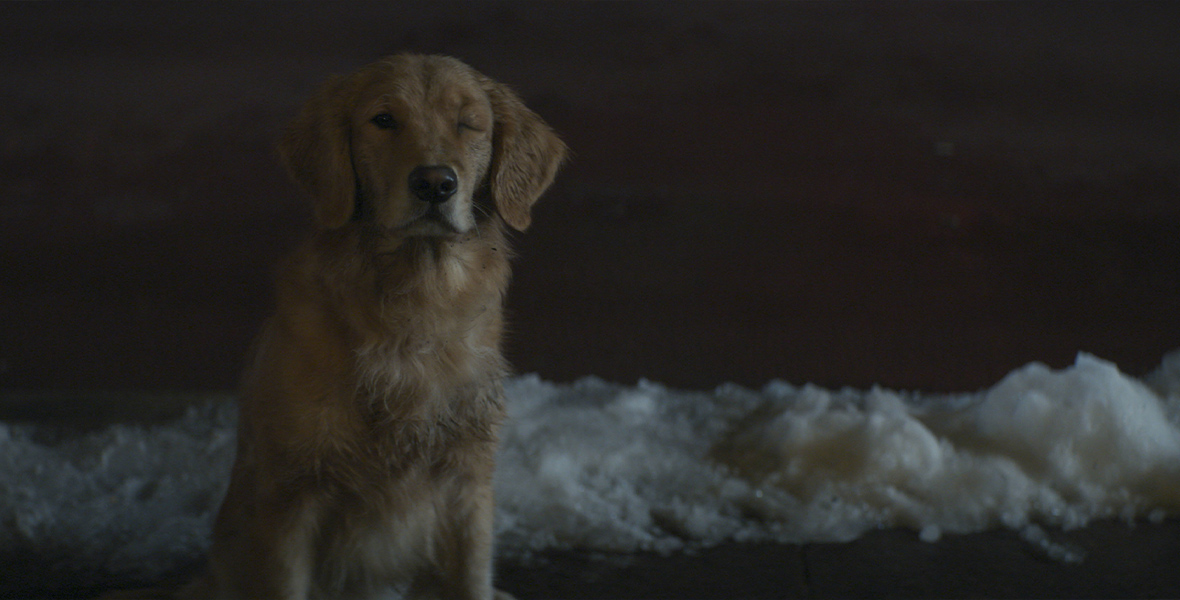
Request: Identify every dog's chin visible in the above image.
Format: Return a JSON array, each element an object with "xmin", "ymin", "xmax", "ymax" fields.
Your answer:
[{"xmin": 398, "ymin": 213, "xmax": 470, "ymax": 239}]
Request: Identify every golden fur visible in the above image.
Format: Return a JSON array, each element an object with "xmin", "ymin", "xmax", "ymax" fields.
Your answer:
[{"xmin": 183, "ymin": 54, "xmax": 566, "ymax": 599}]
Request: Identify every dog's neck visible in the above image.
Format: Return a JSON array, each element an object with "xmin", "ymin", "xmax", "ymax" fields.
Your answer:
[
  {"xmin": 368, "ymin": 226, "xmax": 510, "ymax": 303},
  {"xmin": 278, "ymin": 223, "xmax": 513, "ymax": 408}
]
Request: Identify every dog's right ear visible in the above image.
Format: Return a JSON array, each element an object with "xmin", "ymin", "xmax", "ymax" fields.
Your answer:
[{"xmin": 278, "ymin": 74, "xmax": 356, "ymax": 229}]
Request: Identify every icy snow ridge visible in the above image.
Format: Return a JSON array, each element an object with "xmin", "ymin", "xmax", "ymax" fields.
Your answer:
[
  {"xmin": 497, "ymin": 352, "xmax": 1180, "ymax": 557},
  {"xmin": 2, "ymin": 352, "xmax": 1180, "ymax": 582},
  {"xmin": 0, "ymin": 397, "xmax": 236, "ymax": 585}
]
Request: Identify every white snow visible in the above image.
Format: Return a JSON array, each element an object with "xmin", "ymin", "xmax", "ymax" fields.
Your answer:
[
  {"xmin": 2, "ymin": 351, "xmax": 1180, "ymax": 583},
  {"xmin": 0, "ymin": 395, "xmax": 236, "ymax": 586},
  {"xmin": 496, "ymin": 352, "xmax": 1180, "ymax": 560}
]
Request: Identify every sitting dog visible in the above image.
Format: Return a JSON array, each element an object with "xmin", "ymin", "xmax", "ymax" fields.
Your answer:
[{"xmin": 183, "ymin": 53, "xmax": 566, "ymax": 599}]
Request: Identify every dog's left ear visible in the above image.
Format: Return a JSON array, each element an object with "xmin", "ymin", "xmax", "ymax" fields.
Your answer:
[{"xmin": 481, "ymin": 78, "xmax": 568, "ymax": 231}]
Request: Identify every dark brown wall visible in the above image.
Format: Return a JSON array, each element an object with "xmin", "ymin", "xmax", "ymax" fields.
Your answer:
[{"xmin": 2, "ymin": 2, "xmax": 1178, "ymax": 392}]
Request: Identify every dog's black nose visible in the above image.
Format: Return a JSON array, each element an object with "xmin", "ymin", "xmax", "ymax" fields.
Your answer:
[{"xmin": 408, "ymin": 166, "xmax": 458, "ymax": 204}]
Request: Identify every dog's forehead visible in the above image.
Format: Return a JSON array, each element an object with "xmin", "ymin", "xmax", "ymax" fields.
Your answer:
[{"xmin": 361, "ymin": 56, "xmax": 489, "ymax": 111}]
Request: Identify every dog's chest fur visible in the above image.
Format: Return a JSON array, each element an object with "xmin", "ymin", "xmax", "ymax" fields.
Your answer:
[
  {"xmin": 257, "ymin": 227, "xmax": 512, "ymax": 488},
  {"xmin": 353, "ymin": 233, "xmax": 510, "ymax": 406}
]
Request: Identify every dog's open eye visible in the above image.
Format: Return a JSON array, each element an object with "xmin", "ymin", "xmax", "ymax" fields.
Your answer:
[{"xmin": 371, "ymin": 113, "xmax": 398, "ymax": 130}]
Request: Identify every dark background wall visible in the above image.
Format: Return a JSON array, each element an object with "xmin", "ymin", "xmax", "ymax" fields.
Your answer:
[{"xmin": 2, "ymin": 2, "xmax": 1178, "ymax": 393}]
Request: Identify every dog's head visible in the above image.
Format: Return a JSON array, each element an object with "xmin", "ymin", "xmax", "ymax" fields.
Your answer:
[{"xmin": 279, "ymin": 54, "xmax": 567, "ymax": 235}]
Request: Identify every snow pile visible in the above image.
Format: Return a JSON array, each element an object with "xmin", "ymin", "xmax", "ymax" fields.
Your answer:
[
  {"xmin": 496, "ymin": 352, "xmax": 1180, "ymax": 558},
  {"xmin": 2, "ymin": 352, "xmax": 1180, "ymax": 587},
  {"xmin": 0, "ymin": 397, "xmax": 236, "ymax": 588}
]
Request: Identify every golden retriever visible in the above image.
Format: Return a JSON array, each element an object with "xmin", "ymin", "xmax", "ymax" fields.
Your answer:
[{"xmin": 181, "ymin": 54, "xmax": 566, "ymax": 599}]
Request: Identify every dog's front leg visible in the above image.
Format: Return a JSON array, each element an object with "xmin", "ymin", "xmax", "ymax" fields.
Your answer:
[
  {"xmin": 205, "ymin": 487, "xmax": 321, "ymax": 600},
  {"xmin": 410, "ymin": 477, "xmax": 496, "ymax": 600}
]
